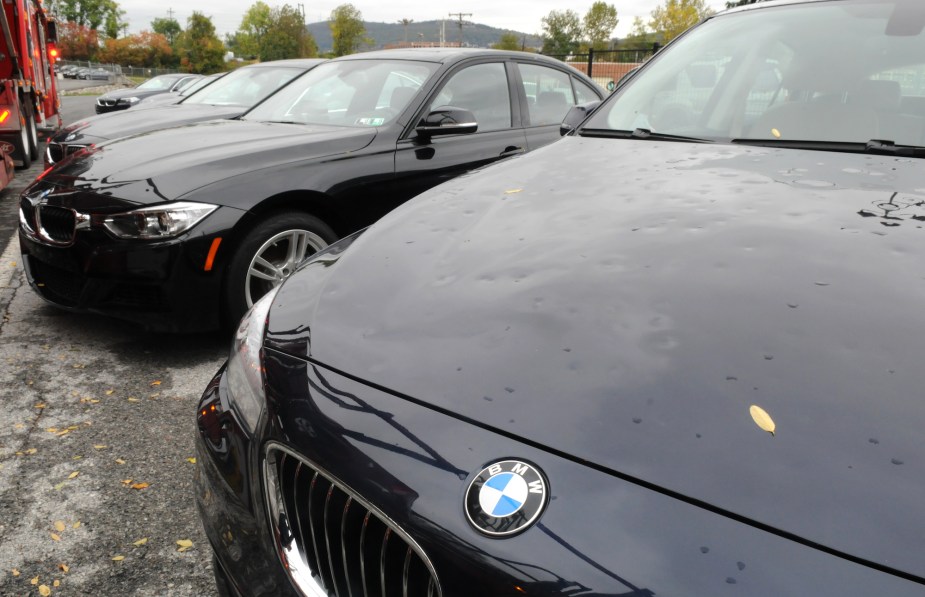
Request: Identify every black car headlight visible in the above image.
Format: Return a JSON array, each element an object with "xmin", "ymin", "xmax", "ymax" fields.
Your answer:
[
  {"xmin": 225, "ymin": 285, "xmax": 278, "ymax": 433},
  {"xmin": 116, "ymin": 97, "xmax": 140, "ymax": 105},
  {"xmin": 102, "ymin": 201, "xmax": 217, "ymax": 239}
]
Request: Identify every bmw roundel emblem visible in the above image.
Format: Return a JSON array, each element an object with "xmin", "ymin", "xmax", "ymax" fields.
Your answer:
[{"xmin": 465, "ymin": 460, "xmax": 548, "ymax": 537}]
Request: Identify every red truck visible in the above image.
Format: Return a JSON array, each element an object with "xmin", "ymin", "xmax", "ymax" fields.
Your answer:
[{"xmin": 0, "ymin": 0, "xmax": 62, "ymax": 186}]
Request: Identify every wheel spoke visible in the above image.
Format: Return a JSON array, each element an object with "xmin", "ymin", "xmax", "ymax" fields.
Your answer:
[{"xmin": 250, "ymin": 256, "xmax": 284, "ymax": 282}]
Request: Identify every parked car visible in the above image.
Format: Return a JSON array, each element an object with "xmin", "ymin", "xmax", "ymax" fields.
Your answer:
[
  {"xmin": 131, "ymin": 72, "xmax": 226, "ymax": 108},
  {"xmin": 193, "ymin": 0, "xmax": 925, "ymax": 596},
  {"xmin": 46, "ymin": 60, "xmax": 322, "ymax": 167},
  {"xmin": 58, "ymin": 65, "xmax": 79, "ymax": 78},
  {"xmin": 20, "ymin": 48, "xmax": 603, "ymax": 332},
  {"xmin": 94, "ymin": 73, "xmax": 201, "ymax": 114},
  {"xmin": 79, "ymin": 67, "xmax": 111, "ymax": 81}
]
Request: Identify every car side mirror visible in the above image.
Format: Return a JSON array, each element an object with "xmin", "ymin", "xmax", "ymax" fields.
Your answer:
[
  {"xmin": 560, "ymin": 101, "xmax": 602, "ymax": 136},
  {"xmin": 416, "ymin": 107, "xmax": 478, "ymax": 138}
]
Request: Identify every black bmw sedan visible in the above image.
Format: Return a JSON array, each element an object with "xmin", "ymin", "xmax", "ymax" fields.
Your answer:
[
  {"xmin": 195, "ymin": 0, "xmax": 925, "ymax": 595},
  {"xmin": 46, "ymin": 60, "xmax": 323, "ymax": 167},
  {"xmin": 94, "ymin": 73, "xmax": 201, "ymax": 114},
  {"xmin": 19, "ymin": 48, "xmax": 602, "ymax": 332}
]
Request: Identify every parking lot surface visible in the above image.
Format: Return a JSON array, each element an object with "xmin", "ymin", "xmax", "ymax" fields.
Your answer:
[{"xmin": 0, "ymin": 98, "xmax": 224, "ymax": 596}]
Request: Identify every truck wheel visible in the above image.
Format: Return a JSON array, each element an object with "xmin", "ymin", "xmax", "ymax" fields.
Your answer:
[
  {"xmin": 223, "ymin": 212, "xmax": 337, "ymax": 329},
  {"xmin": 24, "ymin": 98, "xmax": 38, "ymax": 161},
  {"xmin": 14, "ymin": 112, "xmax": 31, "ymax": 169}
]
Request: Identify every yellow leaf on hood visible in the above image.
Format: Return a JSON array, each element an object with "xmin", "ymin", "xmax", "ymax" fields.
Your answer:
[{"xmin": 749, "ymin": 405, "xmax": 777, "ymax": 436}]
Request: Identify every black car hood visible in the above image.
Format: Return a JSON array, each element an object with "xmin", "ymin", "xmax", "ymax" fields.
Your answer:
[
  {"xmin": 269, "ymin": 138, "xmax": 925, "ymax": 581},
  {"xmin": 44, "ymin": 120, "xmax": 377, "ymax": 202},
  {"xmin": 51, "ymin": 104, "xmax": 245, "ymax": 145}
]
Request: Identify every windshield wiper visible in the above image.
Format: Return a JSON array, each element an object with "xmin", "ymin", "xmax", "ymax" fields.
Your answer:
[
  {"xmin": 731, "ymin": 138, "xmax": 925, "ymax": 157},
  {"xmin": 579, "ymin": 127, "xmax": 714, "ymax": 143}
]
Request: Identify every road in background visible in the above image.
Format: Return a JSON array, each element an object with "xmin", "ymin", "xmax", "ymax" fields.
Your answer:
[{"xmin": 0, "ymin": 95, "xmax": 224, "ymax": 595}]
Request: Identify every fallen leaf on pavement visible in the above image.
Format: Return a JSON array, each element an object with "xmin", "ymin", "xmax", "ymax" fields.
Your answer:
[
  {"xmin": 133, "ymin": 537, "xmax": 148, "ymax": 547},
  {"xmin": 39, "ymin": 585, "xmax": 51, "ymax": 596},
  {"xmin": 58, "ymin": 563, "xmax": 69, "ymax": 573},
  {"xmin": 130, "ymin": 482, "xmax": 149, "ymax": 490},
  {"xmin": 112, "ymin": 555, "xmax": 124, "ymax": 562},
  {"xmin": 50, "ymin": 533, "xmax": 61, "ymax": 542},
  {"xmin": 67, "ymin": 472, "xmax": 79, "ymax": 479},
  {"xmin": 54, "ymin": 521, "xmax": 65, "ymax": 532}
]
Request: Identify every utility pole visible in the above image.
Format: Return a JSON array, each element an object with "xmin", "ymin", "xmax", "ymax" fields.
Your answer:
[
  {"xmin": 448, "ymin": 12, "xmax": 471, "ymax": 47},
  {"xmin": 167, "ymin": 8, "xmax": 175, "ymax": 19}
]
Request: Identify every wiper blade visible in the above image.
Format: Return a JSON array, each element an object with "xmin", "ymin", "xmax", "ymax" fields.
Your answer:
[
  {"xmin": 864, "ymin": 139, "xmax": 925, "ymax": 157},
  {"xmin": 731, "ymin": 138, "xmax": 925, "ymax": 157},
  {"xmin": 579, "ymin": 127, "xmax": 713, "ymax": 143}
]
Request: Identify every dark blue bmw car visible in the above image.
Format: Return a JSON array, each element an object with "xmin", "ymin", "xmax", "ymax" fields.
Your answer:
[{"xmin": 195, "ymin": 0, "xmax": 925, "ymax": 595}]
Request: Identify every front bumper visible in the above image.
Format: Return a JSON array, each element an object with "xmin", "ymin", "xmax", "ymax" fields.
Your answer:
[
  {"xmin": 18, "ymin": 205, "xmax": 244, "ymax": 333},
  {"xmin": 195, "ymin": 352, "xmax": 925, "ymax": 597}
]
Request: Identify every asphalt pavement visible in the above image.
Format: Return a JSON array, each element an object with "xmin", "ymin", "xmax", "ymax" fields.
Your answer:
[{"xmin": 0, "ymin": 96, "xmax": 225, "ymax": 595}]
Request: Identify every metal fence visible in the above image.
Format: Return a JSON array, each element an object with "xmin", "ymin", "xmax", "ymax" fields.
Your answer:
[
  {"xmin": 545, "ymin": 45, "xmax": 660, "ymax": 90},
  {"xmin": 57, "ymin": 59, "xmax": 182, "ymax": 82}
]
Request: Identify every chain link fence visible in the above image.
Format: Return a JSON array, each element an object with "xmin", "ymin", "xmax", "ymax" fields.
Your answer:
[{"xmin": 56, "ymin": 60, "xmax": 182, "ymax": 84}]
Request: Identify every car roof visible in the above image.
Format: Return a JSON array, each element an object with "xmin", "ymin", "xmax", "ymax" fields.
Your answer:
[
  {"xmin": 244, "ymin": 58, "xmax": 327, "ymax": 69},
  {"xmin": 333, "ymin": 47, "xmax": 574, "ymax": 67}
]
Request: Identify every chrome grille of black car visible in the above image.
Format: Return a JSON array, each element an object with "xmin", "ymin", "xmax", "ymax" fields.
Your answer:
[
  {"xmin": 19, "ymin": 196, "xmax": 37, "ymax": 232},
  {"xmin": 98, "ymin": 99, "xmax": 116, "ymax": 106},
  {"xmin": 46, "ymin": 142, "xmax": 65, "ymax": 164},
  {"xmin": 37, "ymin": 206, "xmax": 76, "ymax": 243},
  {"xmin": 264, "ymin": 444, "xmax": 441, "ymax": 597}
]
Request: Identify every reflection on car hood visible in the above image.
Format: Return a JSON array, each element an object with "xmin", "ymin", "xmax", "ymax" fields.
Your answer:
[
  {"xmin": 271, "ymin": 138, "xmax": 925, "ymax": 581},
  {"xmin": 51, "ymin": 104, "xmax": 245, "ymax": 144},
  {"xmin": 45, "ymin": 120, "xmax": 377, "ymax": 202}
]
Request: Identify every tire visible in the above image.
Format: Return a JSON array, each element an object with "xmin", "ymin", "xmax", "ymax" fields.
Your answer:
[
  {"xmin": 13, "ymin": 106, "xmax": 31, "ymax": 169},
  {"xmin": 224, "ymin": 212, "xmax": 337, "ymax": 329},
  {"xmin": 24, "ymin": 97, "xmax": 38, "ymax": 162}
]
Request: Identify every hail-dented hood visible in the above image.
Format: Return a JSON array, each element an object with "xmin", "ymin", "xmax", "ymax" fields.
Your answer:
[{"xmin": 265, "ymin": 137, "xmax": 925, "ymax": 583}]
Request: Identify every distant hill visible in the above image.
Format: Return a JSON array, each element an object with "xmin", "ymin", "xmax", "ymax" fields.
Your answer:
[{"xmin": 306, "ymin": 20, "xmax": 544, "ymax": 52}]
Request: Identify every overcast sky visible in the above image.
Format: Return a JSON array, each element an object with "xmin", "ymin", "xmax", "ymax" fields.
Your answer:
[{"xmin": 120, "ymin": 0, "xmax": 730, "ymax": 42}]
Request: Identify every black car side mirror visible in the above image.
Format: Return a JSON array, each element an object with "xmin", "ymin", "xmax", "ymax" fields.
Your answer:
[
  {"xmin": 416, "ymin": 107, "xmax": 478, "ymax": 138},
  {"xmin": 560, "ymin": 101, "xmax": 602, "ymax": 136}
]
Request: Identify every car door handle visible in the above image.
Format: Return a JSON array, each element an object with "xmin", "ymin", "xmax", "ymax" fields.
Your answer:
[{"xmin": 500, "ymin": 146, "xmax": 525, "ymax": 158}]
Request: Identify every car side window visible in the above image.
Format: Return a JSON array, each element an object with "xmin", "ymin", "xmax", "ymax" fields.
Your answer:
[
  {"xmin": 573, "ymin": 77, "xmax": 600, "ymax": 104},
  {"xmin": 518, "ymin": 63, "xmax": 577, "ymax": 126},
  {"xmin": 428, "ymin": 63, "xmax": 512, "ymax": 132}
]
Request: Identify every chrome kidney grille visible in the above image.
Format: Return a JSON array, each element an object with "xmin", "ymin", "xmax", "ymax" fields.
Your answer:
[
  {"xmin": 264, "ymin": 444, "xmax": 441, "ymax": 597},
  {"xmin": 20, "ymin": 192, "xmax": 90, "ymax": 247}
]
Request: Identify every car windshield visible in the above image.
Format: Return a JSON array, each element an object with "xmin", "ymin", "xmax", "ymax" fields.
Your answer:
[
  {"xmin": 184, "ymin": 66, "xmax": 305, "ymax": 108},
  {"xmin": 243, "ymin": 59, "xmax": 436, "ymax": 127},
  {"xmin": 584, "ymin": 0, "xmax": 925, "ymax": 148},
  {"xmin": 179, "ymin": 74, "xmax": 222, "ymax": 97},
  {"xmin": 136, "ymin": 76, "xmax": 179, "ymax": 91}
]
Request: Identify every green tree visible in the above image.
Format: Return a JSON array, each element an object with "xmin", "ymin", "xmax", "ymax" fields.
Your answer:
[
  {"xmin": 649, "ymin": 0, "xmax": 713, "ymax": 43},
  {"xmin": 583, "ymin": 2, "xmax": 619, "ymax": 51},
  {"xmin": 234, "ymin": 1, "xmax": 272, "ymax": 58},
  {"xmin": 176, "ymin": 12, "xmax": 225, "ymax": 73},
  {"xmin": 259, "ymin": 4, "xmax": 317, "ymax": 61},
  {"xmin": 51, "ymin": 0, "xmax": 124, "ymax": 36},
  {"xmin": 620, "ymin": 16, "xmax": 660, "ymax": 52},
  {"xmin": 329, "ymin": 4, "xmax": 369, "ymax": 57},
  {"xmin": 491, "ymin": 32, "xmax": 520, "ymax": 51},
  {"xmin": 151, "ymin": 17, "xmax": 182, "ymax": 46},
  {"xmin": 541, "ymin": 9, "xmax": 581, "ymax": 56}
]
